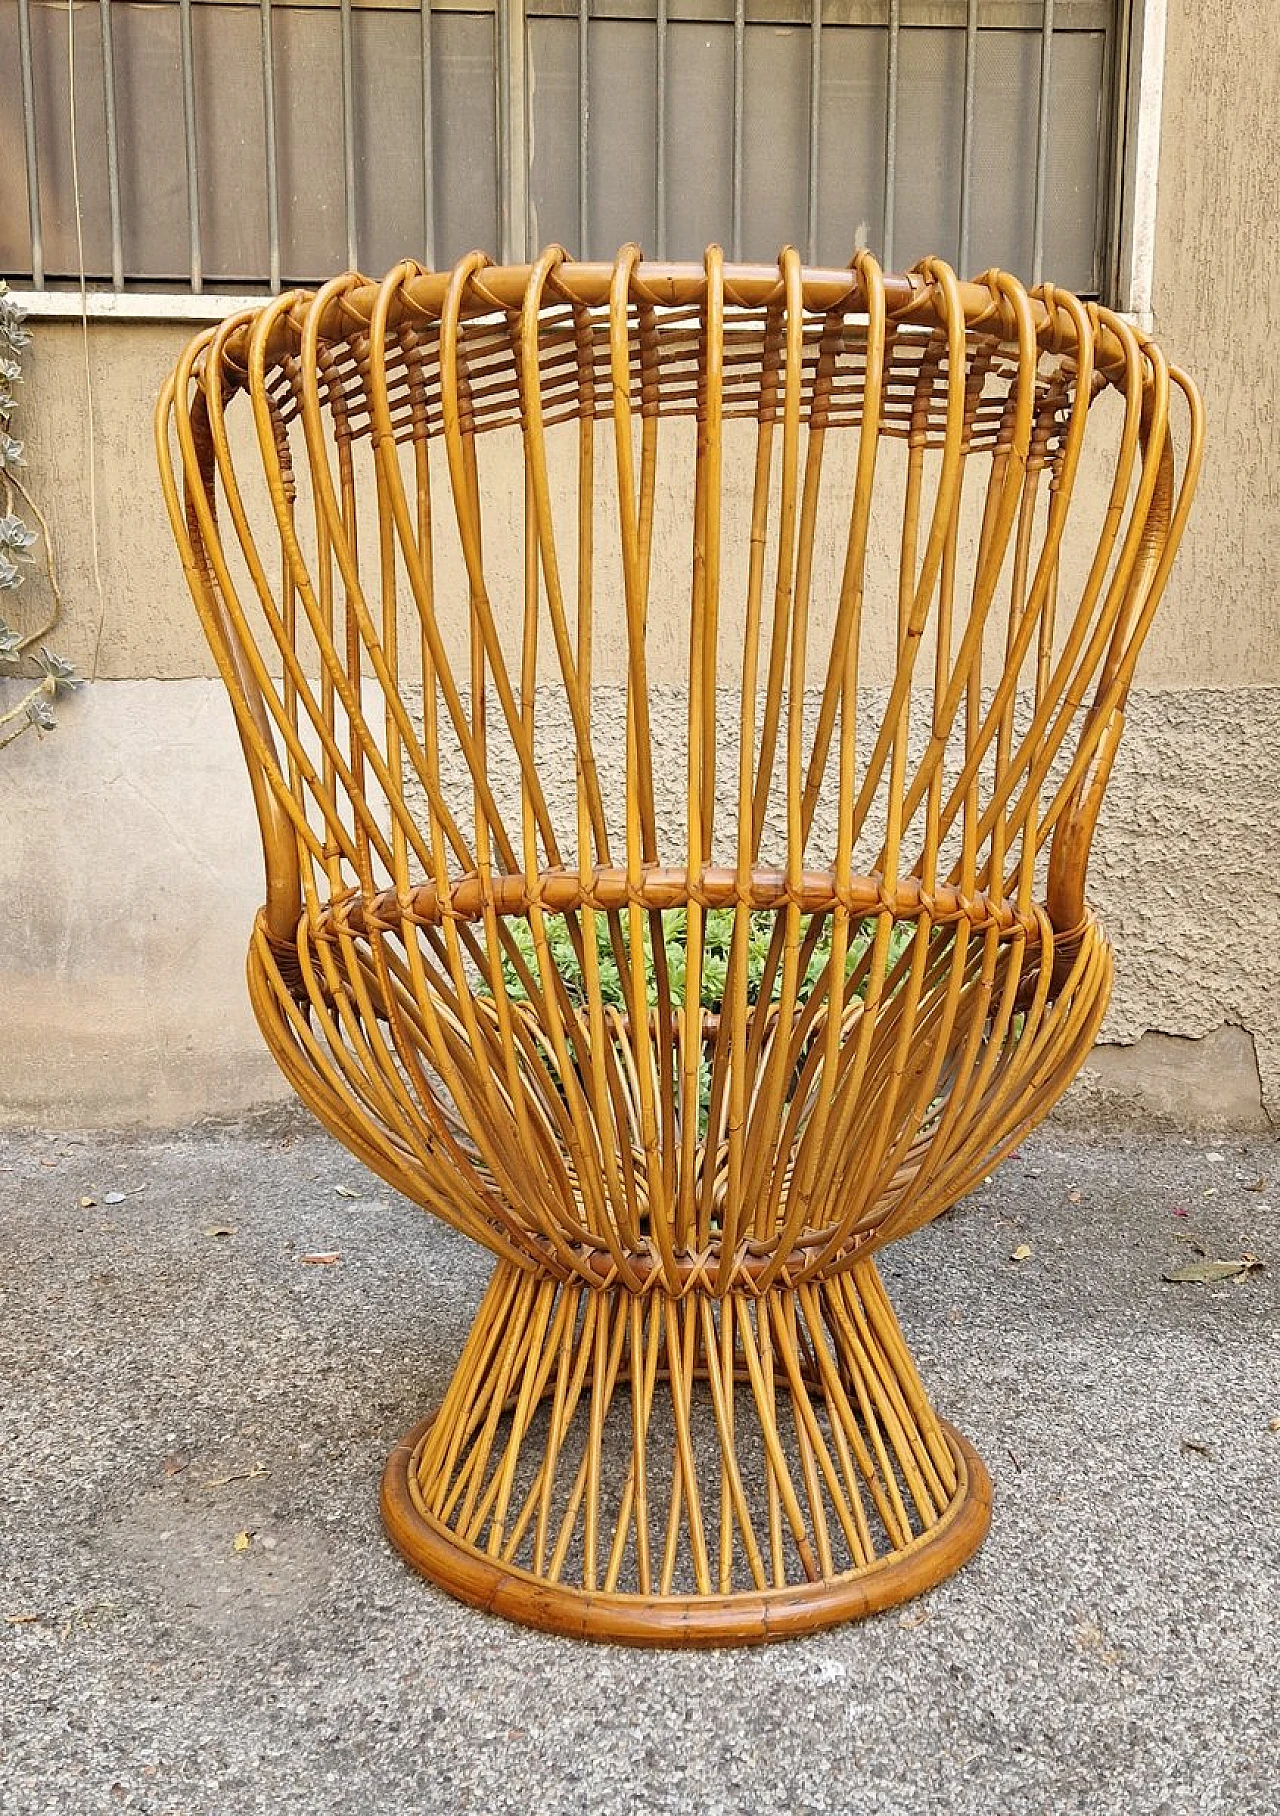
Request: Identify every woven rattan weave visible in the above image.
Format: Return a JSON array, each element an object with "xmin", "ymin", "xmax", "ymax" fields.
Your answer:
[{"xmin": 158, "ymin": 248, "xmax": 1201, "ymax": 1646}]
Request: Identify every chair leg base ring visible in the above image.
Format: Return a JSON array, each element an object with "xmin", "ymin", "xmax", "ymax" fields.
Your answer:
[
  {"xmin": 379, "ymin": 1261, "xmax": 992, "ymax": 1647},
  {"xmin": 382, "ymin": 1412, "xmax": 990, "ymax": 1647}
]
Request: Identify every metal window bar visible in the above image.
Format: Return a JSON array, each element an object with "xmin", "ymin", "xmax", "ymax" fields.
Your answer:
[
  {"xmin": 883, "ymin": 0, "xmax": 900, "ymax": 273},
  {"xmin": 98, "ymin": 0, "xmax": 123, "ymax": 290},
  {"xmin": 731, "ymin": 0, "xmax": 746, "ymax": 262},
  {"xmin": 421, "ymin": 0, "xmax": 436, "ymax": 269},
  {"xmin": 496, "ymin": 0, "xmax": 529, "ymax": 264},
  {"xmin": 17, "ymin": 0, "xmax": 44, "ymax": 289},
  {"xmin": 958, "ymin": 0, "xmax": 979, "ymax": 273},
  {"xmin": 1032, "ymin": 0, "xmax": 1055, "ymax": 285},
  {"xmin": 806, "ymin": 0, "xmax": 821, "ymax": 265},
  {"xmin": 497, "ymin": 0, "xmax": 532, "ymax": 264},
  {"xmin": 655, "ymin": 0, "xmax": 668, "ymax": 260},
  {"xmin": 260, "ymin": 0, "xmax": 281, "ymax": 293},
  {"xmin": 1102, "ymin": 0, "xmax": 1137, "ymax": 306},
  {"xmin": 178, "ymin": 0, "xmax": 202, "ymax": 292},
  {"xmin": 577, "ymin": 0, "xmax": 589, "ymax": 261},
  {"xmin": 340, "ymin": 0, "xmax": 358, "ymax": 270}
]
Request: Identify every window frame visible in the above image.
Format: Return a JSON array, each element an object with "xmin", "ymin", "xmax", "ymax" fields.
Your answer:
[{"xmin": 11, "ymin": 0, "xmax": 1166, "ymax": 326}]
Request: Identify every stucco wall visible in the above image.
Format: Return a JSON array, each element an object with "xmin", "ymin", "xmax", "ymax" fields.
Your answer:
[
  {"xmin": 1148, "ymin": 0, "xmax": 1280, "ymax": 693},
  {"xmin": 3, "ymin": 0, "xmax": 1277, "ymax": 1128}
]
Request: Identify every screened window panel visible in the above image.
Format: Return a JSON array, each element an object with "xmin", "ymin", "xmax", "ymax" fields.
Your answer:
[
  {"xmin": 1, "ymin": 0, "xmax": 1116, "ymax": 297},
  {"xmin": 739, "ymin": 20, "xmax": 814, "ymax": 259},
  {"xmin": 586, "ymin": 18, "xmax": 660, "ymax": 257},
  {"xmin": 813, "ymin": 28, "xmax": 889, "ymax": 262},
  {"xmin": 663, "ymin": 23, "xmax": 737, "ymax": 254}
]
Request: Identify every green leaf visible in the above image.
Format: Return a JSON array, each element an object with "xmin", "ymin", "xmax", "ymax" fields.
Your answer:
[
  {"xmin": 36, "ymin": 647, "xmax": 81, "ymax": 692},
  {"xmin": 0, "ymin": 516, "xmax": 36, "ymax": 554},
  {"xmin": 0, "ymin": 287, "xmax": 31, "ymax": 347},
  {"xmin": 0, "ymin": 314, "xmax": 31, "ymax": 353}
]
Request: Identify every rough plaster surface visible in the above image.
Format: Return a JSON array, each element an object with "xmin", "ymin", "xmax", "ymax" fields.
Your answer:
[
  {"xmin": 3, "ymin": 679, "xmax": 1277, "ymax": 1127},
  {"xmin": 0, "ymin": 679, "xmax": 285, "ymax": 1126},
  {"xmin": 1070, "ymin": 1026, "xmax": 1269, "ymax": 1133},
  {"xmin": 1076, "ymin": 687, "xmax": 1280, "ymax": 1122},
  {"xmin": 18, "ymin": 321, "xmax": 202, "ymax": 681},
  {"xmin": 1151, "ymin": 0, "xmax": 1280, "ymax": 692}
]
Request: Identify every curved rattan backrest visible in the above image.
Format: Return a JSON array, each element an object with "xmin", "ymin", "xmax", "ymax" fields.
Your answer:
[
  {"xmin": 158, "ymin": 249, "xmax": 1201, "ymax": 1269},
  {"xmin": 159, "ymin": 250, "xmax": 1200, "ymax": 938}
]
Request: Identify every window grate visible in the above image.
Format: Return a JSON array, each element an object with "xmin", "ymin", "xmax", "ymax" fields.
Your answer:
[{"xmin": 1, "ymin": 0, "xmax": 1121, "ymax": 299}]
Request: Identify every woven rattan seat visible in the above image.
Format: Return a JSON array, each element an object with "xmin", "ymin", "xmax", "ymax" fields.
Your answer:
[{"xmin": 158, "ymin": 248, "xmax": 1201, "ymax": 1646}]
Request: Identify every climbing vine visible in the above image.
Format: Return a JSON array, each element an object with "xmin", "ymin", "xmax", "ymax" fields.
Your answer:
[{"xmin": 0, "ymin": 281, "xmax": 79, "ymax": 749}]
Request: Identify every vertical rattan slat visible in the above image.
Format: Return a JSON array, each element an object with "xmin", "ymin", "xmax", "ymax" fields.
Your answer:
[{"xmin": 158, "ymin": 248, "xmax": 1202, "ymax": 1647}]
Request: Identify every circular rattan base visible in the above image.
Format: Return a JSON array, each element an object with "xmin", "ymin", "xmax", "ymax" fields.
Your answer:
[
  {"xmin": 380, "ymin": 1256, "xmax": 993, "ymax": 1648},
  {"xmin": 382, "ymin": 1413, "xmax": 989, "ymax": 1647}
]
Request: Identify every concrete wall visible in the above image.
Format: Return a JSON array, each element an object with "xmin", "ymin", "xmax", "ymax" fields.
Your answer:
[{"xmin": 3, "ymin": 0, "xmax": 1277, "ymax": 1130}]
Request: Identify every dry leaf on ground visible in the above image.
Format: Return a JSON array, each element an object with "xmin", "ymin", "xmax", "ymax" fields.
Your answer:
[{"xmin": 1162, "ymin": 1255, "xmax": 1264, "ymax": 1284}]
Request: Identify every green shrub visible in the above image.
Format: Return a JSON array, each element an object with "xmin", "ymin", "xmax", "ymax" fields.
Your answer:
[
  {"xmin": 491, "ymin": 906, "xmax": 916, "ymax": 1017},
  {"xmin": 482, "ymin": 907, "xmax": 917, "ymax": 1137}
]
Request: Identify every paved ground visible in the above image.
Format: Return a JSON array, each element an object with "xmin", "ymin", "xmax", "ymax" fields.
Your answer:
[{"xmin": 2, "ymin": 1111, "xmax": 1278, "ymax": 1816}]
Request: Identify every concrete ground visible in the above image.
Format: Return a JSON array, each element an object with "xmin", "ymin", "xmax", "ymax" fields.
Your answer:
[{"xmin": 2, "ymin": 1111, "xmax": 1277, "ymax": 1816}]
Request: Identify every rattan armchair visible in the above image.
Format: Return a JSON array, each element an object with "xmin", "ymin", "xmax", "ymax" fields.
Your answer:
[{"xmin": 158, "ymin": 247, "xmax": 1201, "ymax": 1646}]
